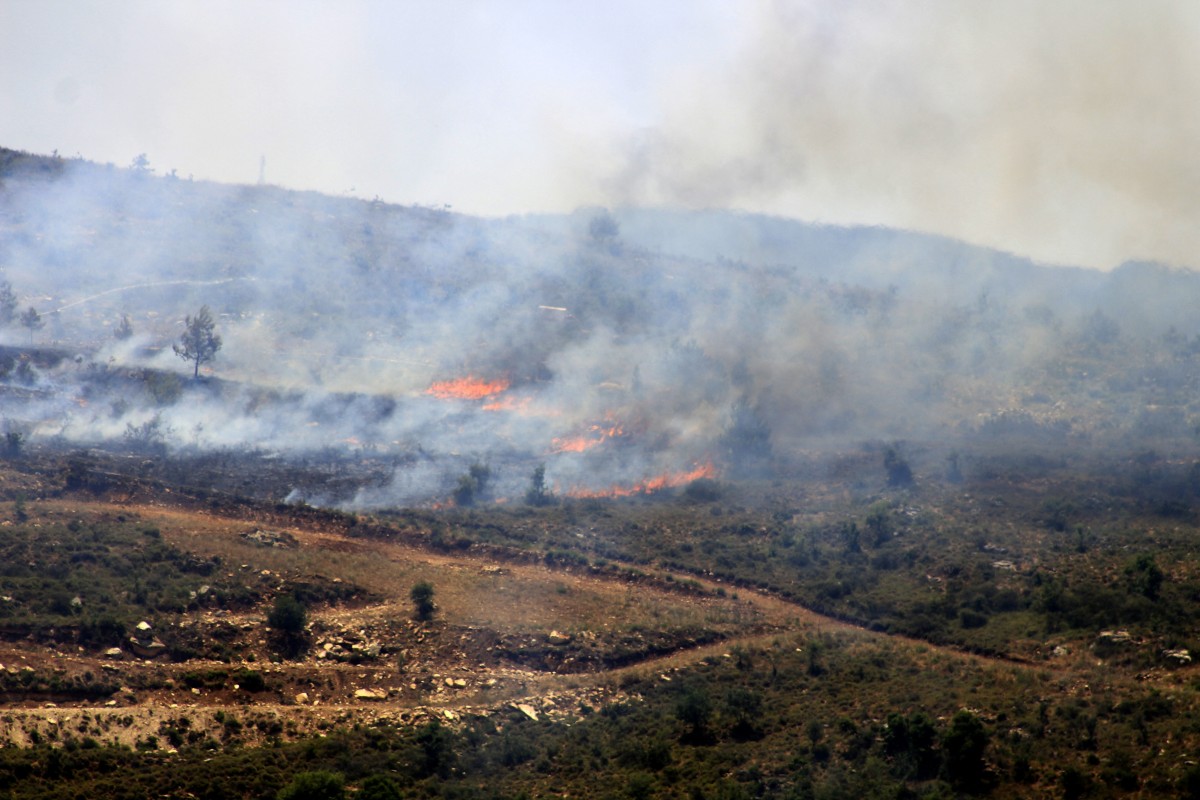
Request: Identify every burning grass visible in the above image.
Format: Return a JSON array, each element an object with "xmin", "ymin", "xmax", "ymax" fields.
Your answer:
[
  {"xmin": 564, "ymin": 461, "xmax": 717, "ymax": 498},
  {"xmin": 549, "ymin": 419, "xmax": 626, "ymax": 454},
  {"xmin": 425, "ymin": 375, "xmax": 510, "ymax": 400}
]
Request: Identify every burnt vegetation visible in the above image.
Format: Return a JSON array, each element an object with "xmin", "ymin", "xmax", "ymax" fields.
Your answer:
[{"xmin": 2, "ymin": 147, "xmax": 1200, "ymax": 796}]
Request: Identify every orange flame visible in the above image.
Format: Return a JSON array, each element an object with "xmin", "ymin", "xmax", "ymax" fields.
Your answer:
[
  {"xmin": 482, "ymin": 395, "xmax": 532, "ymax": 413},
  {"xmin": 550, "ymin": 421, "xmax": 626, "ymax": 454},
  {"xmin": 551, "ymin": 435, "xmax": 597, "ymax": 454},
  {"xmin": 426, "ymin": 375, "xmax": 510, "ymax": 400},
  {"xmin": 566, "ymin": 462, "xmax": 716, "ymax": 499}
]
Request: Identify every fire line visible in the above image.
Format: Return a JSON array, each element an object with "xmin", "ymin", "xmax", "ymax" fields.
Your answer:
[
  {"xmin": 425, "ymin": 375, "xmax": 510, "ymax": 400},
  {"xmin": 565, "ymin": 462, "xmax": 716, "ymax": 499}
]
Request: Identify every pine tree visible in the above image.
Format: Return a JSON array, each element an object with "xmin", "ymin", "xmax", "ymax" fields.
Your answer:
[
  {"xmin": 173, "ymin": 305, "xmax": 222, "ymax": 378},
  {"xmin": 0, "ymin": 282, "xmax": 17, "ymax": 326},
  {"xmin": 19, "ymin": 307, "xmax": 43, "ymax": 345}
]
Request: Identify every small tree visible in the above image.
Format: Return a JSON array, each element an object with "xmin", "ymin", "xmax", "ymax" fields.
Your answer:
[
  {"xmin": 1126, "ymin": 554, "xmax": 1164, "ymax": 600},
  {"xmin": 452, "ymin": 462, "xmax": 491, "ymax": 507},
  {"xmin": 725, "ymin": 687, "xmax": 764, "ymax": 741},
  {"xmin": 675, "ymin": 686, "xmax": 713, "ymax": 743},
  {"xmin": 173, "ymin": 305, "xmax": 222, "ymax": 378},
  {"xmin": 410, "ymin": 581, "xmax": 436, "ymax": 621},
  {"xmin": 587, "ymin": 210, "xmax": 620, "ymax": 250},
  {"xmin": 864, "ymin": 501, "xmax": 892, "ymax": 546},
  {"xmin": 268, "ymin": 594, "xmax": 310, "ymax": 659},
  {"xmin": 414, "ymin": 721, "xmax": 454, "ymax": 778},
  {"xmin": 883, "ymin": 445, "xmax": 914, "ymax": 488},
  {"xmin": 0, "ymin": 282, "xmax": 17, "ymax": 326},
  {"xmin": 525, "ymin": 464, "xmax": 553, "ymax": 506},
  {"xmin": 269, "ymin": 594, "xmax": 307, "ymax": 633},
  {"xmin": 942, "ymin": 710, "xmax": 990, "ymax": 791},
  {"xmin": 114, "ymin": 314, "xmax": 134, "ymax": 340},
  {"xmin": 19, "ymin": 307, "xmax": 43, "ymax": 345}
]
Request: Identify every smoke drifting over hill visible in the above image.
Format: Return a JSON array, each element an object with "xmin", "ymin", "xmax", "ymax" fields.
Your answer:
[
  {"xmin": 599, "ymin": 2, "xmax": 1200, "ymax": 271},
  {"xmin": 2, "ymin": 149, "xmax": 1200, "ymax": 507},
  {"xmin": 5, "ymin": 2, "xmax": 1197, "ymax": 271}
]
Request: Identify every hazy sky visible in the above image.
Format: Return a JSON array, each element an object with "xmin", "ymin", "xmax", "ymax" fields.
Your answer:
[{"xmin": 2, "ymin": 0, "xmax": 1197, "ymax": 270}]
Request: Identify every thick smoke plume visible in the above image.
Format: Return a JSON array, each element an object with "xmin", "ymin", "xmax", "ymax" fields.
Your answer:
[{"xmin": 604, "ymin": 1, "xmax": 1200, "ymax": 271}]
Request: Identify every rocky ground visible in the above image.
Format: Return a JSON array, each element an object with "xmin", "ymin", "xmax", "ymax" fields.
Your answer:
[{"xmin": 0, "ymin": 482, "xmax": 799, "ymax": 751}]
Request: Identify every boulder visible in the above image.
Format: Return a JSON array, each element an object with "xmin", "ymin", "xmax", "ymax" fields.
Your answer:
[{"xmin": 127, "ymin": 636, "xmax": 167, "ymax": 659}]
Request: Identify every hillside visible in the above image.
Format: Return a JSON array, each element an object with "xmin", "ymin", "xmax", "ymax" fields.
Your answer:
[
  {"xmin": 1, "ymin": 146, "xmax": 1200, "ymax": 797},
  {"xmin": 4, "ymin": 146, "xmax": 1200, "ymax": 506}
]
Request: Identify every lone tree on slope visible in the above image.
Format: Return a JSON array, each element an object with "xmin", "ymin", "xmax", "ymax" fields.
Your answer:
[
  {"xmin": 410, "ymin": 581, "xmax": 436, "ymax": 622},
  {"xmin": 19, "ymin": 307, "xmax": 43, "ymax": 345},
  {"xmin": 0, "ymin": 282, "xmax": 18, "ymax": 326},
  {"xmin": 173, "ymin": 305, "xmax": 222, "ymax": 378}
]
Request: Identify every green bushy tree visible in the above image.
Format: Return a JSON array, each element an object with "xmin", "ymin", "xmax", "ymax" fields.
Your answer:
[{"xmin": 173, "ymin": 305, "xmax": 222, "ymax": 378}]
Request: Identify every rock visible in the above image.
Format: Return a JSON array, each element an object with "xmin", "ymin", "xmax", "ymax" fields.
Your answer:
[
  {"xmin": 104, "ymin": 647, "xmax": 124, "ymax": 659},
  {"xmin": 241, "ymin": 529, "xmax": 298, "ymax": 548},
  {"xmin": 136, "ymin": 621, "xmax": 153, "ymax": 634},
  {"xmin": 547, "ymin": 630, "xmax": 573, "ymax": 645},
  {"xmin": 355, "ymin": 688, "xmax": 384, "ymax": 701},
  {"xmin": 454, "ymin": 678, "xmax": 467, "ymax": 688},
  {"xmin": 295, "ymin": 692, "xmax": 310, "ymax": 705},
  {"xmin": 515, "ymin": 703, "xmax": 539, "ymax": 721},
  {"xmin": 127, "ymin": 636, "xmax": 168, "ymax": 659},
  {"xmin": 1164, "ymin": 648, "xmax": 1192, "ymax": 665}
]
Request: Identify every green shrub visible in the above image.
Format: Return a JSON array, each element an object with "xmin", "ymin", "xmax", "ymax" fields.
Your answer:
[
  {"xmin": 357, "ymin": 774, "xmax": 402, "ymax": 800},
  {"xmin": 268, "ymin": 595, "xmax": 307, "ymax": 633},
  {"xmin": 410, "ymin": 581, "xmax": 436, "ymax": 621},
  {"xmin": 277, "ymin": 770, "xmax": 345, "ymax": 800},
  {"xmin": 234, "ymin": 668, "xmax": 267, "ymax": 693}
]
